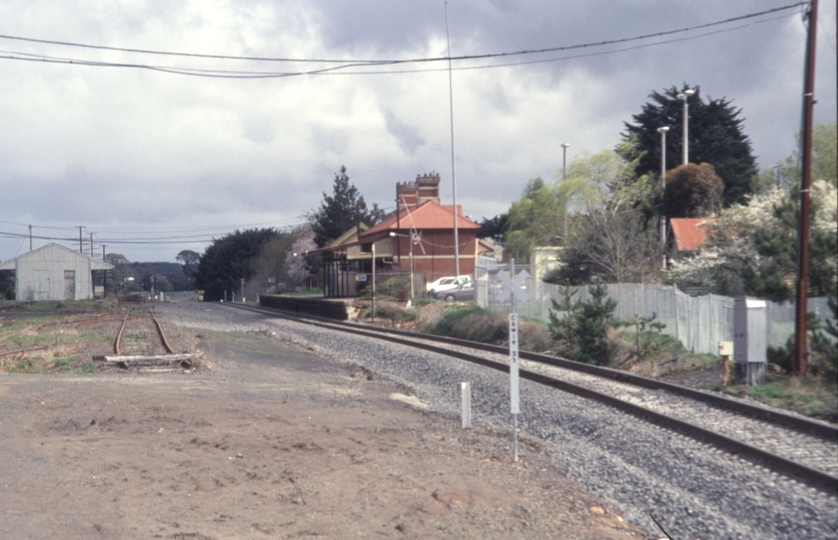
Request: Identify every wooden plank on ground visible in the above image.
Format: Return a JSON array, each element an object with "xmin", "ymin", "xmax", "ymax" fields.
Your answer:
[{"xmin": 93, "ymin": 353, "xmax": 202, "ymax": 367}]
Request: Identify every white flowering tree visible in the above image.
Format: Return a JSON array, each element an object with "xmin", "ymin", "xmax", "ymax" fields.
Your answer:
[
  {"xmin": 286, "ymin": 226, "xmax": 317, "ymax": 287},
  {"xmin": 670, "ymin": 181, "xmax": 837, "ymax": 301}
]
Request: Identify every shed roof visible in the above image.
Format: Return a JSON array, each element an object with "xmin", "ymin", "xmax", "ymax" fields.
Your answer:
[
  {"xmin": 0, "ymin": 243, "xmax": 115, "ymax": 271},
  {"xmin": 670, "ymin": 218, "xmax": 711, "ymax": 252},
  {"xmin": 327, "ymin": 223, "xmax": 369, "ymax": 249}
]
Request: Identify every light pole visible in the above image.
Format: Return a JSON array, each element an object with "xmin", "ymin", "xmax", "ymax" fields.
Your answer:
[
  {"xmin": 76, "ymin": 226, "xmax": 84, "ymax": 253},
  {"xmin": 561, "ymin": 142, "xmax": 570, "ymax": 240},
  {"xmin": 371, "ymin": 243, "xmax": 376, "ymax": 322},
  {"xmin": 677, "ymin": 89, "xmax": 695, "ymax": 165},
  {"xmin": 390, "ymin": 232, "xmax": 414, "ymax": 299},
  {"xmin": 657, "ymin": 126, "xmax": 669, "ymax": 269}
]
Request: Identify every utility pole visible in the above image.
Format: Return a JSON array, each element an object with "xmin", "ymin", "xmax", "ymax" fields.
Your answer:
[
  {"xmin": 371, "ymin": 243, "xmax": 376, "ymax": 322},
  {"xmin": 29, "ymin": 225, "xmax": 32, "ymax": 251},
  {"xmin": 657, "ymin": 126, "xmax": 670, "ymax": 269},
  {"xmin": 77, "ymin": 226, "xmax": 84, "ymax": 253},
  {"xmin": 445, "ymin": 0, "xmax": 460, "ymax": 277},
  {"xmin": 677, "ymin": 89, "xmax": 695, "ymax": 165},
  {"xmin": 795, "ymin": 0, "xmax": 819, "ymax": 377},
  {"xmin": 89, "ymin": 232, "xmax": 94, "ymax": 257},
  {"xmin": 561, "ymin": 143, "xmax": 570, "ymax": 240},
  {"xmin": 102, "ymin": 245, "xmax": 108, "ymax": 299}
]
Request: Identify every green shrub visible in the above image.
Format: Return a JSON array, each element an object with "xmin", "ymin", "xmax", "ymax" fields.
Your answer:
[
  {"xmin": 53, "ymin": 358, "xmax": 74, "ymax": 369},
  {"xmin": 424, "ymin": 306, "xmax": 508, "ymax": 344},
  {"xmin": 616, "ymin": 312, "xmax": 679, "ymax": 361},
  {"xmin": 548, "ymin": 283, "xmax": 618, "ymax": 365},
  {"xmin": 376, "ymin": 277, "xmax": 410, "ymax": 299},
  {"xmin": 81, "ymin": 362, "xmax": 98, "ymax": 374}
]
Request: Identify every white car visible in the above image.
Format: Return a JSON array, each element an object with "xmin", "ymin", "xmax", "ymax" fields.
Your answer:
[{"xmin": 427, "ymin": 276, "xmax": 472, "ymax": 298}]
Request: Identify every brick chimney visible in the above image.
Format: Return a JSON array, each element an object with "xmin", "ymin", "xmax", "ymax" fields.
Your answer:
[
  {"xmin": 416, "ymin": 172, "xmax": 440, "ymax": 205},
  {"xmin": 397, "ymin": 172, "xmax": 440, "ymax": 211}
]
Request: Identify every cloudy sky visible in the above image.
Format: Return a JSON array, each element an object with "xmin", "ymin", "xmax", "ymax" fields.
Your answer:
[{"xmin": 0, "ymin": 0, "xmax": 835, "ymax": 262}]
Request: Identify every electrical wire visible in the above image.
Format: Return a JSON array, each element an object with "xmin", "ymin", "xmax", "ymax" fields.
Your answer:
[
  {"xmin": 307, "ymin": 13, "xmax": 800, "ymax": 77},
  {"xmin": 0, "ymin": 231, "xmax": 215, "ymax": 245},
  {"xmin": 0, "ymin": 3, "xmax": 806, "ymax": 78},
  {"xmin": 0, "ymin": 217, "xmax": 306, "ymax": 235}
]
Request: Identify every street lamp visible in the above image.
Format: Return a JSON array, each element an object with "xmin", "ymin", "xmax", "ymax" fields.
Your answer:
[
  {"xmin": 657, "ymin": 126, "xmax": 670, "ymax": 269},
  {"xmin": 390, "ymin": 231, "xmax": 414, "ymax": 299},
  {"xmin": 561, "ymin": 142, "xmax": 570, "ymax": 239},
  {"xmin": 676, "ymin": 89, "xmax": 695, "ymax": 165}
]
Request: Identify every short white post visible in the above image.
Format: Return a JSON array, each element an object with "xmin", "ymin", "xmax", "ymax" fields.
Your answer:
[{"xmin": 461, "ymin": 382, "xmax": 471, "ymax": 429}]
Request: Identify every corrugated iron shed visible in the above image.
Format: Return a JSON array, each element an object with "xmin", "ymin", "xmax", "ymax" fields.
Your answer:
[{"xmin": 0, "ymin": 243, "xmax": 114, "ymax": 302}]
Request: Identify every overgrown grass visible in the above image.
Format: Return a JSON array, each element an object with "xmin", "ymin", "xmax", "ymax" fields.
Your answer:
[
  {"xmin": 0, "ymin": 315, "xmax": 53, "ymax": 331},
  {"xmin": 283, "ymin": 288, "xmax": 324, "ymax": 296},
  {"xmin": 81, "ymin": 361, "xmax": 98, "ymax": 374},
  {"xmin": 0, "ymin": 326, "xmax": 109, "ymax": 351},
  {"xmin": 23, "ymin": 302, "xmax": 63, "ymax": 311},
  {"xmin": 14, "ymin": 299, "xmax": 120, "ymax": 312},
  {"xmin": 1, "ymin": 355, "xmax": 101, "ymax": 374},
  {"xmin": 3, "ymin": 357, "xmax": 34, "ymax": 373},
  {"xmin": 423, "ymin": 306, "xmax": 508, "ymax": 344},
  {"xmin": 419, "ymin": 305, "xmax": 553, "ymax": 352},
  {"xmin": 52, "ymin": 357, "xmax": 74, "ymax": 368},
  {"xmin": 723, "ymin": 375, "xmax": 838, "ymax": 422}
]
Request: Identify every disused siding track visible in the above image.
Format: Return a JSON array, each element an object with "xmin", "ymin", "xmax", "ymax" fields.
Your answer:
[
  {"xmin": 113, "ymin": 310, "xmax": 174, "ymax": 356},
  {"xmin": 227, "ymin": 302, "xmax": 838, "ymax": 493},
  {"xmin": 151, "ymin": 311, "xmax": 175, "ymax": 354}
]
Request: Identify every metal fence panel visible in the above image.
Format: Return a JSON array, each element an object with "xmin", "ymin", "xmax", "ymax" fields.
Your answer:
[{"xmin": 475, "ymin": 259, "xmax": 834, "ymax": 355}]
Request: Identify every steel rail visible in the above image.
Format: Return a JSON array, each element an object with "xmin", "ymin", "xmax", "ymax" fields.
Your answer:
[
  {"xmin": 114, "ymin": 312, "xmax": 129, "ymax": 355},
  {"xmin": 226, "ymin": 303, "xmax": 838, "ymax": 492},
  {"xmin": 114, "ymin": 312, "xmax": 173, "ymax": 355},
  {"xmin": 234, "ymin": 303, "xmax": 837, "ymax": 440},
  {"xmin": 149, "ymin": 310, "xmax": 175, "ymax": 354}
]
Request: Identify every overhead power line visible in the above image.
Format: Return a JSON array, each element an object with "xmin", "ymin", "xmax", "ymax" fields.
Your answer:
[
  {"xmin": 0, "ymin": 3, "xmax": 806, "ymax": 79},
  {"xmin": 0, "ymin": 231, "xmax": 214, "ymax": 245},
  {"xmin": 0, "ymin": 217, "xmax": 305, "ymax": 235}
]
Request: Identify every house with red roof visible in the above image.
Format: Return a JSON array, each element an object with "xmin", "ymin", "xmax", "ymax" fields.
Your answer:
[
  {"xmin": 669, "ymin": 218, "xmax": 711, "ymax": 260},
  {"xmin": 322, "ymin": 173, "xmax": 494, "ymax": 297}
]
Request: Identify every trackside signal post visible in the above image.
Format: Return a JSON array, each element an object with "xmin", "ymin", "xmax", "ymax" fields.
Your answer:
[
  {"xmin": 497, "ymin": 259, "xmax": 529, "ymax": 462},
  {"xmin": 508, "ymin": 259, "xmax": 521, "ymax": 461},
  {"xmin": 509, "ymin": 309, "xmax": 520, "ymax": 462}
]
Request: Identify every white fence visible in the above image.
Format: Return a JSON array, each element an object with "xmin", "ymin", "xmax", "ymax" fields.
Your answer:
[{"xmin": 475, "ymin": 259, "xmax": 833, "ymax": 355}]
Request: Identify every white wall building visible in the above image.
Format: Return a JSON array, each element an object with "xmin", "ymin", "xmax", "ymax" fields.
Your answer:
[{"xmin": 0, "ymin": 243, "xmax": 114, "ymax": 302}]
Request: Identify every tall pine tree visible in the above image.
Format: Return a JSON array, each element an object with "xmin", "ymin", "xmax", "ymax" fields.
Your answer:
[
  {"xmin": 309, "ymin": 166, "xmax": 385, "ymax": 248},
  {"xmin": 621, "ymin": 84, "xmax": 758, "ymax": 206}
]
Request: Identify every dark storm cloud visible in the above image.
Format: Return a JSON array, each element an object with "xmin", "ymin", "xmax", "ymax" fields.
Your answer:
[{"xmin": 0, "ymin": 0, "xmax": 833, "ymax": 262}]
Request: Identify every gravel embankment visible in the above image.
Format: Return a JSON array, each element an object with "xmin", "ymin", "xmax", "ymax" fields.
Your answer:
[
  {"xmin": 383, "ymin": 332, "xmax": 838, "ymax": 478},
  {"xmin": 156, "ymin": 302, "xmax": 838, "ymax": 540}
]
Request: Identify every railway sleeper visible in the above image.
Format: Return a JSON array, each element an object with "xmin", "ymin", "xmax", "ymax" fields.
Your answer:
[{"xmin": 94, "ymin": 353, "xmax": 202, "ymax": 371}]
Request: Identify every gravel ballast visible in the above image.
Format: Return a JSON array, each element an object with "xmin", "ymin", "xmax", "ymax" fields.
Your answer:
[{"xmin": 157, "ymin": 302, "xmax": 838, "ymax": 539}]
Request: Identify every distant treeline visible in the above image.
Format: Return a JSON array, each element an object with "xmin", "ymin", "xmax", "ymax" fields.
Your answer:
[{"xmin": 110, "ymin": 262, "xmax": 195, "ymax": 294}]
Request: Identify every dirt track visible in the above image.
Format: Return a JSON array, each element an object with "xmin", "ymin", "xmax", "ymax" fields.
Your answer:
[{"xmin": 0, "ymin": 311, "xmax": 648, "ymax": 539}]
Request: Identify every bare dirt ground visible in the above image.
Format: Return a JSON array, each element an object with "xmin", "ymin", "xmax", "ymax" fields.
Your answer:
[{"xmin": 0, "ymin": 305, "xmax": 650, "ymax": 539}]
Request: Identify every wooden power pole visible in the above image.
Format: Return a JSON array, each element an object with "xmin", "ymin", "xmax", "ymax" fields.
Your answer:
[{"xmin": 794, "ymin": 0, "xmax": 818, "ymax": 376}]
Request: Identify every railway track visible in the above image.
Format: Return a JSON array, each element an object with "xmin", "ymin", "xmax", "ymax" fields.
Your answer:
[
  {"xmin": 227, "ymin": 302, "xmax": 838, "ymax": 493},
  {"xmin": 114, "ymin": 310, "xmax": 174, "ymax": 357}
]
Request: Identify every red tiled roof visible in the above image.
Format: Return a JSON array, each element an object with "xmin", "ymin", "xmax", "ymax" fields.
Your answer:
[
  {"xmin": 670, "ymin": 218, "xmax": 710, "ymax": 252},
  {"xmin": 359, "ymin": 200, "xmax": 479, "ymax": 242}
]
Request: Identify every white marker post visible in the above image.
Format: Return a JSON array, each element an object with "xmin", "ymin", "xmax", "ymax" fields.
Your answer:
[
  {"xmin": 509, "ymin": 258, "xmax": 520, "ymax": 462},
  {"xmin": 461, "ymin": 382, "xmax": 471, "ymax": 429}
]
